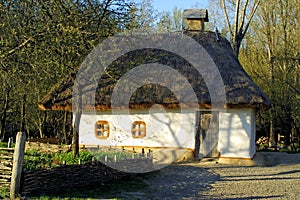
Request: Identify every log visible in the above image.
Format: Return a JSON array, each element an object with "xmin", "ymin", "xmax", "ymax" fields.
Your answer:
[
  {"xmin": 10, "ymin": 132, "xmax": 26, "ymax": 200},
  {"xmin": 0, "ymin": 148, "xmax": 15, "ymax": 151},
  {"xmin": 0, "ymin": 155, "xmax": 14, "ymax": 160},
  {"xmin": 0, "ymin": 165, "xmax": 12, "ymax": 171},
  {"xmin": 0, "ymin": 174, "xmax": 11, "ymax": 179}
]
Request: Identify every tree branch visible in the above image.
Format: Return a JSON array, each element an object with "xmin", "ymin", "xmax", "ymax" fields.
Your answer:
[
  {"xmin": 243, "ymin": 0, "xmax": 261, "ymax": 36},
  {"xmin": 233, "ymin": 0, "xmax": 241, "ymax": 41},
  {"xmin": 221, "ymin": 0, "xmax": 234, "ymax": 38},
  {"xmin": 239, "ymin": 0, "xmax": 249, "ymax": 34},
  {"xmin": 1, "ymin": 37, "xmax": 32, "ymax": 58}
]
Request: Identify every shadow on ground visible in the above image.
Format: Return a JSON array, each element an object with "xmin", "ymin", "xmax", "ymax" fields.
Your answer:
[
  {"xmin": 27, "ymin": 164, "xmax": 219, "ymax": 200},
  {"xmin": 144, "ymin": 164, "xmax": 220, "ymax": 199}
]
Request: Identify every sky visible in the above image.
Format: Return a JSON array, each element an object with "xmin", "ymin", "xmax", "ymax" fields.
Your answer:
[{"xmin": 152, "ymin": 0, "xmax": 210, "ymax": 13}]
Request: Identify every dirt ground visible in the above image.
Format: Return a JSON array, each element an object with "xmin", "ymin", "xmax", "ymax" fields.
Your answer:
[{"xmin": 139, "ymin": 152, "xmax": 300, "ymax": 200}]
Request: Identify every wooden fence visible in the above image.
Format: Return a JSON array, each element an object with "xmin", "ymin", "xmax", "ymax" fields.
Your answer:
[
  {"xmin": 0, "ymin": 148, "xmax": 14, "ymax": 190},
  {"xmin": 0, "ymin": 133, "xmax": 153, "ymax": 199},
  {"xmin": 21, "ymin": 160, "xmax": 143, "ymax": 196}
]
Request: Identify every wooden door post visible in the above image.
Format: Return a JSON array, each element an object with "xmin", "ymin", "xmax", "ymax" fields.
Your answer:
[{"xmin": 10, "ymin": 132, "xmax": 26, "ymax": 199}]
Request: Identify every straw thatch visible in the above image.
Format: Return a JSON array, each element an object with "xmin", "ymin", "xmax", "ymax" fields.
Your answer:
[{"xmin": 38, "ymin": 31, "xmax": 270, "ymax": 111}]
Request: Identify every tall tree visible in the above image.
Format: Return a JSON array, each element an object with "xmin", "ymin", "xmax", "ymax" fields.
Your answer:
[
  {"xmin": 157, "ymin": 6, "xmax": 184, "ymax": 32},
  {"xmin": 238, "ymin": 0, "xmax": 300, "ymax": 148},
  {"xmin": 0, "ymin": 0, "xmax": 139, "ymax": 154},
  {"xmin": 220, "ymin": 0, "xmax": 260, "ymax": 56}
]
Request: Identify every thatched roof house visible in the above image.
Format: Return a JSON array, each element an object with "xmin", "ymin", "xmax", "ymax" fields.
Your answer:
[
  {"xmin": 38, "ymin": 31, "xmax": 270, "ymax": 111},
  {"xmin": 39, "ymin": 9, "xmax": 270, "ymax": 164}
]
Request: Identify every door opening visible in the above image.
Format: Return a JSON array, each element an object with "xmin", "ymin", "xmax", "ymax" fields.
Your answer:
[{"xmin": 195, "ymin": 111, "xmax": 219, "ymax": 159}]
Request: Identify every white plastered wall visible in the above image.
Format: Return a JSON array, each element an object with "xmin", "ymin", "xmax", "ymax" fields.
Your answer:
[
  {"xmin": 78, "ymin": 108, "xmax": 196, "ymax": 149},
  {"xmin": 218, "ymin": 109, "xmax": 256, "ymax": 158},
  {"xmin": 77, "ymin": 108, "xmax": 256, "ymax": 159}
]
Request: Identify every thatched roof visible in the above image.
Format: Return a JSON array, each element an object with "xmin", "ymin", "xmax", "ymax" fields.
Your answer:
[{"xmin": 38, "ymin": 31, "xmax": 271, "ymax": 111}]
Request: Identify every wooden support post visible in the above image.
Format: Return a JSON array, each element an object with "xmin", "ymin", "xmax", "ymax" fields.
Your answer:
[
  {"xmin": 7, "ymin": 137, "xmax": 12, "ymax": 148},
  {"xmin": 10, "ymin": 132, "xmax": 26, "ymax": 200}
]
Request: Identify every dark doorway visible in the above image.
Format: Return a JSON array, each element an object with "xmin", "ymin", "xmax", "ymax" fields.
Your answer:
[{"xmin": 194, "ymin": 111, "xmax": 219, "ymax": 159}]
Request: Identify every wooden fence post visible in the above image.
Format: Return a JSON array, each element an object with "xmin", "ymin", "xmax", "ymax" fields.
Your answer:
[
  {"xmin": 10, "ymin": 132, "xmax": 26, "ymax": 200},
  {"xmin": 7, "ymin": 137, "xmax": 12, "ymax": 148}
]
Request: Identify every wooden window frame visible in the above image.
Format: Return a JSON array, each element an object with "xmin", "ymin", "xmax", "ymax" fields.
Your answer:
[
  {"xmin": 95, "ymin": 121, "xmax": 110, "ymax": 139},
  {"xmin": 132, "ymin": 121, "xmax": 146, "ymax": 138}
]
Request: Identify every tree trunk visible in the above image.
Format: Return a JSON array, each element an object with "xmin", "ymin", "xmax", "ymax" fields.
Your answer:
[
  {"xmin": 20, "ymin": 95, "xmax": 26, "ymax": 133},
  {"xmin": 268, "ymin": 56, "xmax": 277, "ymax": 149},
  {"xmin": 72, "ymin": 86, "xmax": 82, "ymax": 158},
  {"xmin": 63, "ymin": 111, "xmax": 69, "ymax": 144},
  {"xmin": 40, "ymin": 111, "xmax": 47, "ymax": 138},
  {"xmin": 0, "ymin": 90, "xmax": 10, "ymax": 140},
  {"xmin": 221, "ymin": 0, "xmax": 260, "ymax": 57}
]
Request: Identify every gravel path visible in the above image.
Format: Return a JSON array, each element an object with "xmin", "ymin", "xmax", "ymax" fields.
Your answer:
[
  {"xmin": 141, "ymin": 152, "xmax": 300, "ymax": 200},
  {"xmin": 144, "ymin": 164, "xmax": 219, "ymax": 199}
]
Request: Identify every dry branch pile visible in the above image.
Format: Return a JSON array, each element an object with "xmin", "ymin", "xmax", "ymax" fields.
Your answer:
[{"xmin": 25, "ymin": 142, "xmax": 70, "ymax": 153}]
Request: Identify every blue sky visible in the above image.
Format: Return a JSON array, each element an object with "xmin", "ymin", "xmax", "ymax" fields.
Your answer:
[{"xmin": 152, "ymin": 0, "xmax": 210, "ymax": 13}]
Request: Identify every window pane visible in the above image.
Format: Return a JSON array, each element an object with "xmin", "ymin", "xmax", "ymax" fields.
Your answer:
[
  {"xmin": 103, "ymin": 131, "xmax": 108, "ymax": 137},
  {"xmin": 132, "ymin": 121, "xmax": 146, "ymax": 138},
  {"xmin": 95, "ymin": 121, "xmax": 109, "ymax": 139}
]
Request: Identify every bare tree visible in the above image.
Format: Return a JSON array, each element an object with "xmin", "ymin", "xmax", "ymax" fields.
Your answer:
[{"xmin": 220, "ymin": 0, "xmax": 260, "ymax": 56}]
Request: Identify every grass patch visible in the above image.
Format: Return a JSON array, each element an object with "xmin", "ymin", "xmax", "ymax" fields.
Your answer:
[
  {"xmin": 0, "ymin": 142, "xmax": 7, "ymax": 148},
  {"xmin": 23, "ymin": 150, "xmax": 95, "ymax": 170},
  {"xmin": 0, "ymin": 186, "xmax": 9, "ymax": 199},
  {"xmin": 0, "ymin": 141, "xmax": 14, "ymax": 148},
  {"xmin": 23, "ymin": 148, "xmax": 137, "ymax": 170}
]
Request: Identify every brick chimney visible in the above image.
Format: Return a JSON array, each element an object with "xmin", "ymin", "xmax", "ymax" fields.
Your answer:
[{"xmin": 183, "ymin": 9, "xmax": 208, "ymax": 32}]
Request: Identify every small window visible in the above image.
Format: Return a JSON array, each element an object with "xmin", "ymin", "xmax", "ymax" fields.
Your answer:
[
  {"xmin": 95, "ymin": 121, "xmax": 110, "ymax": 139},
  {"xmin": 132, "ymin": 121, "xmax": 146, "ymax": 138}
]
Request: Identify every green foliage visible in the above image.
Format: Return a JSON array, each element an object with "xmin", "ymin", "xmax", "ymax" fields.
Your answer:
[
  {"xmin": 92, "ymin": 150, "xmax": 134, "ymax": 161},
  {"xmin": 0, "ymin": 186, "xmax": 9, "ymax": 199},
  {"xmin": 23, "ymin": 150, "xmax": 98, "ymax": 170},
  {"xmin": 0, "ymin": 0, "xmax": 145, "ymax": 141},
  {"xmin": 52, "ymin": 150, "xmax": 94, "ymax": 165},
  {"xmin": 23, "ymin": 148, "xmax": 138, "ymax": 170},
  {"xmin": 23, "ymin": 149, "xmax": 54, "ymax": 170},
  {"xmin": 0, "ymin": 142, "xmax": 7, "ymax": 148},
  {"xmin": 0, "ymin": 141, "xmax": 15, "ymax": 148},
  {"xmin": 237, "ymin": 0, "xmax": 300, "ymax": 145}
]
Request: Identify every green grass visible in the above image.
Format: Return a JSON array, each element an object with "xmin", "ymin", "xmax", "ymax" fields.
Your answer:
[
  {"xmin": 23, "ymin": 150, "xmax": 95, "ymax": 170},
  {"xmin": 1, "ymin": 145, "xmax": 155, "ymax": 199},
  {"xmin": 0, "ymin": 142, "xmax": 6, "ymax": 148},
  {"xmin": 0, "ymin": 186, "xmax": 9, "ymax": 199},
  {"xmin": 0, "ymin": 141, "xmax": 14, "ymax": 148},
  {"xmin": 23, "ymin": 148, "xmax": 137, "ymax": 170},
  {"xmin": 90, "ymin": 150, "xmax": 136, "ymax": 161}
]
